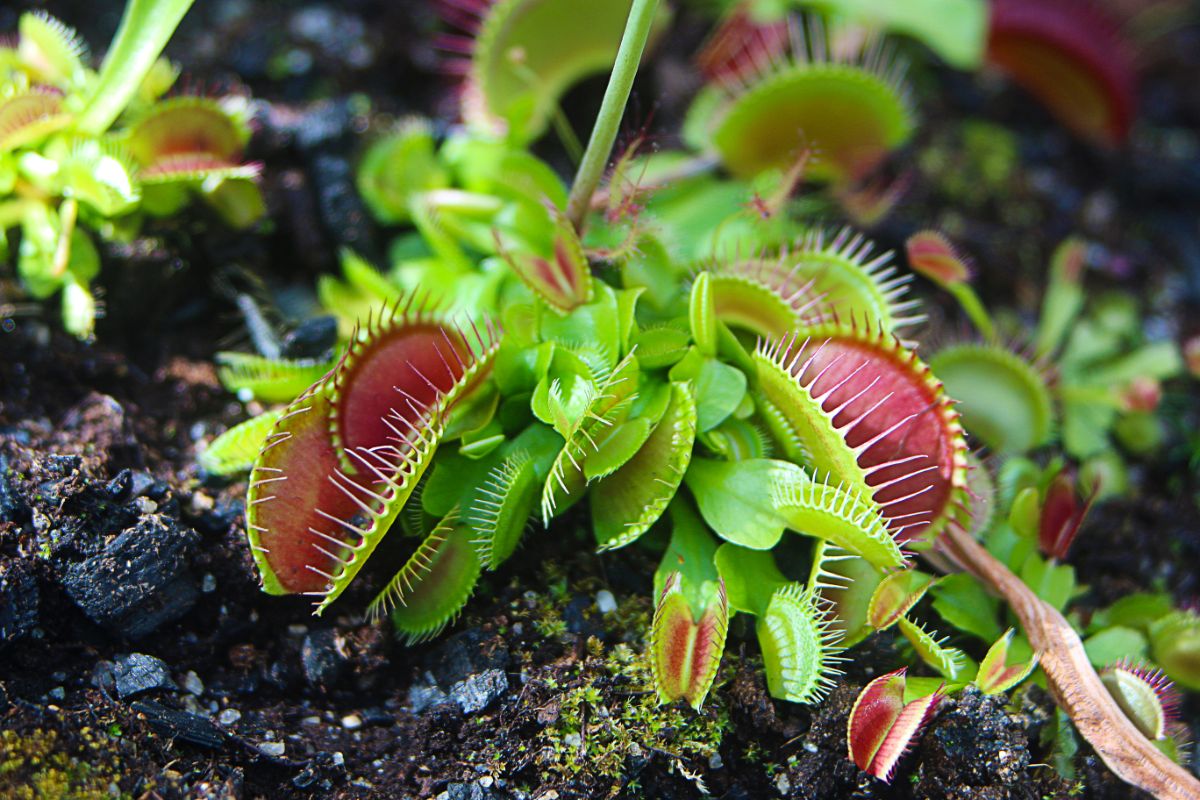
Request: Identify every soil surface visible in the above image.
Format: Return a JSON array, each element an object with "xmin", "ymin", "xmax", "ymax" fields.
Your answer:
[{"xmin": 3, "ymin": 1, "xmax": 1200, "ymax": 799}]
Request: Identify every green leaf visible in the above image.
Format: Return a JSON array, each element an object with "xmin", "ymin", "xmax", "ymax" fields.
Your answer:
[
  {"xmin": 1019, "ymin": 554, "xmax": 1076, "ymax": 613},
  {"xmin": 772, "ymin": 476, "xmax": 905, "ymax": 569},
  {"xmin": 200, "ymin": 409, "xmax": 285, "ymax": 475},
  {"xmin": 654, "ymin": 501, "xmax": 721, "ymax": 614},
  {"xmin": 867, "ymin": 569, "xmax": 937, "ymax": 631},
  {"xmin": 1089, "ymin": 592, "xmax": 1174, "ymax": 634},
  {"xmin": 695, "ymin": 358, "xmax": 747, "ymax": 432},
  {"xmin": 381, "ymin": 517, "xmax": 483, "ymax": 644},
  {"xmin": 467, "ymin": 452, "xmax": 539, "ymax": 569},
  {"xmin": 689, "ymin": 271, "xmax": 717, "ymax": 357},
  {"xmin": 539, "ymin": 282, "xmax": 621, "ymax": 368},
  {"xmin": 1149, "ymin": 610, "xmax": 1200, "ymax": 691},
  {"xmin": 1083, "ymin": 626, "xmax": 1148, "ymax": 669},
  {"xmin": 714, "ymin": 542, "xmax": 787, "ymax": 617},
  {"xmin": 757, "ymin": 583, "xmax": 842, "ymax": 704},
  {"xmin": 635, "ymin": 325, "xmax": 692, "ymax": 369},
  {"xmin": 1007, "ymin": 486, "xmax": 1041, "ymax": 541},
  {"xmin": 797, "ymin": 0, "xmax": 988, "ymax": 69},
  {"xmin": 356, "ymin": 119, "xmax": 449, "ymax": 224},
  {"xmin": 684, "ymin": 458, "xmax": 796, "ymax": 549},
  {"xmin": 216, "ymin": 352, "xmax": 334, "ymax": 403},
  {"xmin": 593, "ymin": 381, "xmax": 698, "ymax": 550},
  {"xmin": 897, "ymin": 616, "xmax": 966, "ymax": 680},
  {"xmin": 1034, "ymin": 238, "xmax": 1086, "ymax": 356},
  {"xmin": 810, "ymin": 544, "xmax": 882, "ymax": 647},
  {"xmin": 975, "ymin": 629, "xmax": 1038, "ymax": 694},
  {"xmin": 930, "ymin": 573, "xmax": 1002, "ymax": 643},
  {"xmin": 584, "ymin": 417, "xmax": 653, "ymax": 480}
]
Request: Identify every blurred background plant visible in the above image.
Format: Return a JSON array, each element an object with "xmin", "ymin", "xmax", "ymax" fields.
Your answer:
[{"xmin": 0, "ymin": 0, "xmax": 264, "ymax": 338}]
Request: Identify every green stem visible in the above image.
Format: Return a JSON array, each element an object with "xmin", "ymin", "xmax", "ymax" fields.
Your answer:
[
  {"xmin": 565, "ymin": 0, "xmax": 660, "ymax": 231},
  {"xmin": 75, "ymin": 0, "xmax": 196, "ymax": 135},
  {"xmin": 949, "ymin": 283, "xmax": 996, "ymax": 341}
]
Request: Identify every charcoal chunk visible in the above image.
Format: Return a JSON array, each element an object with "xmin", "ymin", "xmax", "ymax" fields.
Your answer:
[
  {"xmin": 448, "ymin": 669, "xmax": 507, "ymax": 715},
  {"xmin": 131, "ymin": 699, "xmax": 226, "ymax": 748},
  {"xmin": 0, "ymin": 559, "xmax": 39, "ymax": 644},
  {"xmin": 301, "ymin": 629, "xmax": 347, "ymax": 688},
  {"xmin": 111, "ymin": 653, "xmax": 177, "ymax": 699},
  {"xmin": 0, "ymin": 456, "xmax": 30, "ymax": 525},
  {"xmin": 281, "ymin": 315, "xmax": 338, "ymax": 360},
  {"xmin": 61, "ymin": 515, "xmax": 199, "ymax": 639}
]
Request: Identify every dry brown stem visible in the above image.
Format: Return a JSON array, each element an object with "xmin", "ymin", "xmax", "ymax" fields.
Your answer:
[{"xmin": 940, "ymin": 523, "xmax": 1200, "ymax": 800}]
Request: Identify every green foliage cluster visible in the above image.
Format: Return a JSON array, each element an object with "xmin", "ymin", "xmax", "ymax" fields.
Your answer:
[{"xmin": 0, "ymin": 0, "xmax": 263, "ymax": 338}]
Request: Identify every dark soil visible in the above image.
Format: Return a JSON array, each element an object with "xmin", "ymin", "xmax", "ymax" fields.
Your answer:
[{"xmin": 3, "ymin": 1, "xmax": 1200, "ymax": 799}]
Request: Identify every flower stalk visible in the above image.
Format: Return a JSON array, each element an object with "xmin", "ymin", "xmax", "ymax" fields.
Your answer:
[{"xmin": 565, "ymin": 0, "xmax": 660, "ymax": 230}]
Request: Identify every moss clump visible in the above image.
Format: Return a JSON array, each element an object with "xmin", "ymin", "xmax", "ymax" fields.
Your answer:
[
  {"xmin": 534, "ymin": 643, "xmax": 730, "ymax": 795},
  {"xmin": 0, "ymin": 728, "xmax": 128, "ymax": 800}
]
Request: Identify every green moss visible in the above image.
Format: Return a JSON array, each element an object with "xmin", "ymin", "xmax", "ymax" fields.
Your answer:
[
  {"xmin": 0, "ymin": 728, "xmax": 130, "ymax": 800},
  {"xmin": 534, "ymin": 643, "xmax": 729, "ymax": 794}
]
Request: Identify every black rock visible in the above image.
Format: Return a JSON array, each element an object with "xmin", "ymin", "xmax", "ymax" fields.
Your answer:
[
  {"xmin": 563, "ymin": 593, "xmax": 603, "ymax": 639},
  {"xmin": 311, "ymin": 152, "xmax": 379, "ymax": 259},
  {"xmin": 192, "ymin": 499, "xmax": 243, "ymax": 536},
  {"xmin": 442, "ymin": 783, "xmax": 503, "ymax": 800},
  {"xmin": 292, "ymin": 99, "xmax": 354, "ymax": 154},
  {"xmin": 104, "ymin": 469, "xmax": 133, "ymax": 501},
  {"xmin": 293, "ymin": 750, "xmax": 348, "ymax": 790},
  {"xmin": 408, "ymin": 678, "xmax": 450, "ymax": 714},
  {"xmin": 60, "ymin": 515, "xmax": 200, "ymax": 639},
  {"xmin": 448, "ymin": 669, "xmax": 508, "ymax": 716},
  {"xmin": 0, "ymin": 456, "xmax": 30, "ymax": 525},
  {"xmin": 110, "ymin": 653, "xmax": 177, "ymax": 699},
  {"xmin": 131, "ymin": 699, "xmax": 226, "ymax": 749},
  {"xmin": 301, "ymin": 629, "xmax": 347, "ymax": 688},
  {"xmin": 0, "ymin": 559, "xmax": 39, "ymax": 643},
  {"xmin": 281, "ymin": 315, "xmax": 338, "ymax": 360},
  {"xmin": 425, "ymin": 629, "xmax": 510, "ymax": 688},
  {"xmin": 45, "ymin": 454, "xmax": 83, "ymax": 478}
]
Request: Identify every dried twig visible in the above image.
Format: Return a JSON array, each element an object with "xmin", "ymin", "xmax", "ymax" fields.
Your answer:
[{"xmin": 941, "ymin": 522, "xmax": 1200, "ymax": 800}]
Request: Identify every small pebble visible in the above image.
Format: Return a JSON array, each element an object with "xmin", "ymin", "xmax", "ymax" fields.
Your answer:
[
  {"xmin": 775, "ymin": 773, "xmax": 791, "ymax": 794},
  {"xmin": 182, "ymin": 671, "xmax": 205, "ymax": 696},
  {"xmin": 190, "ymin": 493, "xmax": 215, "ymax": 513},
  {"xmin": 301, "ymin": 715, "xmax": 322, "ymax": 726},
  {"xmin": 201, "ymin": 573, "xmax": 217, "ymax": 593},
  {"xmin": 562, "ymin": 733, "xmax": 581, "ymax": 748},
  {"xmin": 258, "ymin": 741, "xmax": 286, "ymax": 758},
  {"xmin": 594, "ymin": 590, "xmax": 617, "ymax": 614},
  {"xmin": 479, "ymin": 776, "xmax": 494, "ymax": 788},
  {"xmin": 341, "ymin": 713, "xmax": 362, "ymax": 730},
  {"xmin": 287, "ymin": 624, "xmax": 308, "ymax": 636},
  {"xmin": 218, "ymin": 708, "xmax": 242, "ymax": 726},
  {"xmin": 48, "ymin": 687, "xmax": 65, "ymax": 701},
  {"xmin": 134, "ymin": 497, "xmax": 158, "ymax": 514},
  {"xmin": 708, "ymin": 753, "xmax": 723, "ymax": 770},
  {"xmin": 332, "ymin": 752, "xmax": 345, "ymax": 766}
]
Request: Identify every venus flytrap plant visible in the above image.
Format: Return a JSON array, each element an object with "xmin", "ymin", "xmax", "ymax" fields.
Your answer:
[
  {"xmin": 688, "ymin": 14, "xmax": 915, "ymax": 184},
  {"xmin": 847, "ymin": 668, "xmax": 943, "ymax": 782},
  {"xmin": 985, "ymin": 0, "xmax": 1137, "ymax": 147},
  {"xmin": 199, "ymin": 4, "xmax": 1200, "ymax": 795},
  {"xmin": 0, "ymin": 1, "xmax": 264, "ymax": 338},
  {"xmin": 747, "ymin": 0, "xmax": 1140, "ymax": 145}
]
